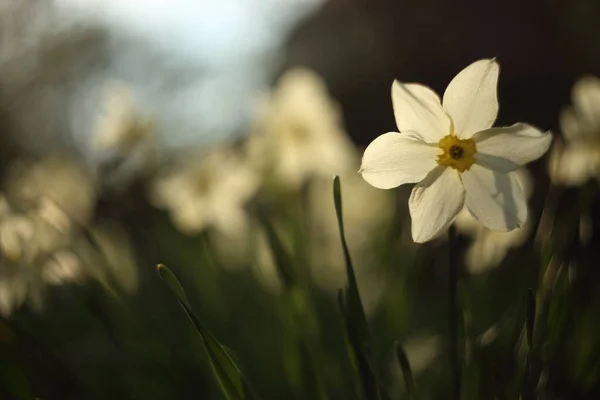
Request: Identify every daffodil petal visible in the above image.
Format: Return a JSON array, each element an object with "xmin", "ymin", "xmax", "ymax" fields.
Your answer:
[
  {"xmin": 472, "ymin": 123, "xmax": 553, "ymax": 172},
  {"xmin": 443, "ymin": 59, "xmax": 499, "ymax": 139},
  {"xmin": 361, "ymin": 131, "xmax": 439, "ymax": 189},
  {"xmin": 409, "ymin": 166, "xmax": 465, "ymax": 243},
  {"xmin": 392, "ymin": 81, "xmax": 451, "ymax": 142},
  {"xmin": 462, "ymin": 165, "xmax": 527, "ymax": 231}
]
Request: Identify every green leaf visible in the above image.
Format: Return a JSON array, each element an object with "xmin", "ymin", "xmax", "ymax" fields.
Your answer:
[
  {"xmin": 394, "ymin": 342, "xmax": 416, "ymax": 399},
  {"xmin": 0, "ymin": 360, "xmax": 36, "ymax": 400},
  {"xmin": 156, "ymin": 264, "xmax": 191, "ymax": 307},
  {"xmin": 333, "ymin": 176, "xmax": 369, "ymax": 344},
  {"xmin": 338, "ymin": 281, "xmax": 387, "ymax": 400},
  {"xmin": 334, "ymin": 177, "xmax": 389, "ymax": 400},
  {"xmin": 157, "ymin": 264, "xmax": 261, "ymax": 400},
  {"xmin": 255, "ymin": 210, "xmax": 296, "ymax": 289},
  {"xmin": 341, "ymin": 305, "xmax": 382, "ymax": 400},
  {"xmin": 526, "ymin": 288, "xmax": 535, "ymax": 350},
  {"xmin": 298, "ymin": 340, "xmax": 328, "ymax": 400}
]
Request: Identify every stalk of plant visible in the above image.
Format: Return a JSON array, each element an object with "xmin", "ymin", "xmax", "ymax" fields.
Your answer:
[{"xmin": 448, "ymin": 225, "xmax": 461, "ymax": 400}]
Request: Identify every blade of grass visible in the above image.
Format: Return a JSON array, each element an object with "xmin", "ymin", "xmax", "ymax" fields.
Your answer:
[
  {"xmin": 256, "ymin": 210, "xmax": 295, "ymax": 289},
  {"xmin": 157, "ymin": 264, "xmax": 261, "ymax": 400},
  {"xmin": 333, "ymin": 176, "xmax": 369, "ymax": 343},
  {"xmin": 338, "ymin": 293, "xmax": 384, "ymax": 400},
  {"xmin": 521, "ymin": 288, "xmax": 537, "ymax": 400},
  {"xmin": 256, "ymin": 207, "xmax": 329, "ymax": 399},
  {"xmin": 447, "ymin": 225, "xmax": 461, "ymax": 400},
  {"xmin": 394, "ymin": 342, "xmax": 416, "ymax": 399},
  {"xmin": 298, "ymin": 340, "xmax": 328, "ymax": 400},
  {"xmin": 334, "ymin": 177, "xmax": 388, "ymax": 400},
  {"xmin": 526, "ymin": 288, "xmax": 535, "ymax": 350}
]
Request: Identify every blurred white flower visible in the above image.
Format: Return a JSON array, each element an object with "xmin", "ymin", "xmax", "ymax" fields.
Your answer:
[
  {"xmin": 42, "ymin": 250, "xmax": 83, "ymax": 285},
  {"xmin": 549, "ymin": 76, "xmax": 600, "ymax": 186},
  {"xmin": 455, "ymin": 169, "xmax": 533, "ymax": 273},
  {"xmin": 150, "ymin": 146, "xmax": 259, "ymax": 236},
  {"xmin": 247, "ymin": 68, "xmax": 356, "ymax": 189},
  {"xmin": 396, "ymin": 333, "xmax": 442, "ymax": 375},
  {"xmin": 0, "ymin": 214, "xmax": 36, "ymax": 264},
  {"xmin": 0, "ymin": 194, "xmax": 81, "ymax": 317},
  {"xmin": 360, "ymin": 59, "xmax": 552, "ymax": 243},
  {"xmin": 0, "ymin": 155, "xmax": 104, "ymax": 316},
  {"xmin": 93, "ymin": 81, "xmax": 155, "ymax": 156},
  {"xmin": 0, "ymin": 197, "xmax": 70, "ymax": 266},
  {"xmin": 35, "ymin": 196, "xmax": 72, "ymax": 234},
  {"xmin": 4, "ymin": 155, "xmax": 96, "ymax": 225}
]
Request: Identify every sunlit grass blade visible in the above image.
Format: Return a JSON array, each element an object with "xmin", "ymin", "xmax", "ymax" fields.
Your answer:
[
  {"xmin": 156, "ymin": 263, "xmax": 191, "ymax": 307},
  {"xmin": 338, "ymin": 293, "xmax": 386, "ymax": 400},
  {"xmin": 394, "ymin": 342, "xmax": 416, "ymax": 399},
  {"xmin": 256, "ymin": 210, "xmax": 295, "ymax": 289},
  {"xmin": 256, "ymin": 207, "xmax": 327, "ymax": 399},
  {"xmin": 157, "ymin": 264, "xmax": 261, "ymax": 400},
  {"xmin": 333, "ymin": 176, "xmax": 369, "ymax": 344},
  {"xmin": 333, "ymin": 176, "xmax": 388, "ymax": 399}
]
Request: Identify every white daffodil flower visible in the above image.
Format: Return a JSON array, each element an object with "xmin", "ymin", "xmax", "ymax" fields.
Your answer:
[
  {"xmin": 549, "ymin": 75, "xmax": 600, "ymax": 186},
  {"xmin": 247, "ymin": 68, "xmax": 356, "ymax": 189},
  {"xmin": 0, "ymin": 193, "xmax": 82, "ymax": 317},
  {"xmin": 93, "ymin": 82, "xmax": 154, "ymax": 156},
  {"xmin": 360, "ymin": 59, "xmax": 552, "ymax": 243},
  {"xmin": 5, "ymin": 155, "xmax": 96, "ymax": 225},
  {"xmin": 150, "ymin": 146, "xmax": 259, "ymax": 236}
]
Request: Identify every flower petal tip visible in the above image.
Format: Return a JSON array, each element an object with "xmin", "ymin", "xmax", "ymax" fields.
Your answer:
[{"xmin": 412, "ymin": 236, "xmax": 426, "ymax": 244}]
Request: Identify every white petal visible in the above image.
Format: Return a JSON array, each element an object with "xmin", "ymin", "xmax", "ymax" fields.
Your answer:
[
  {"xmin": 392, "ymin": 81, "xmax": 451, "ymax": 142},
  {"xmin": 473, "ymin": 123, "xmax": 553, "ymax": 172},
  {"xmin": 514, "ymin": 167, "xmax": 534, "ymax": 200},
  {"xmin": 462, "ymin": 165, "xmax": 527, "ymax": 231},
  {"xmin": 408, "ymin": 166, "xmax": 465, "ymax": 243},
  {"xmin": 360, "ymin": 131, "xmax": 439, "ymax": 189},
  {"xmin": 443, "ymin": 59, "xmax": 500, "ymax": 138}
]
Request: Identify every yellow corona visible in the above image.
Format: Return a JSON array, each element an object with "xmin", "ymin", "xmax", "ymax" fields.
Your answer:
[{"xmin": 436, "ymin": 134, "xmax": 476, "ymax": 172}]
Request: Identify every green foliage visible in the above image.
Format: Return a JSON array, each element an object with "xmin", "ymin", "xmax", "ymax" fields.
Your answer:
[
  {"xmin": 394, "ymin": 342, "xmax": 416, "ymax": 399},
  {"xmin": 157, "ymin": 264, "xmax": 261, "ymax": 400},
  {"xmin": 334, "ymin": 176, "xmax": 389, "ymax": 400},
  {"xmin": 2, "ymin": 177, "xmax": 600, "ymax": 400}
]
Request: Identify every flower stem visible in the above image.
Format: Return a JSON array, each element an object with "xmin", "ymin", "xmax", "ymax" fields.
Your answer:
[{"xmin": 448, "ymin": 224, "xmax": 461, "ymax": 400}]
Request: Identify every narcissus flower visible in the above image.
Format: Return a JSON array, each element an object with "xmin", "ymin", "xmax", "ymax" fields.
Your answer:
[
  {"xmin": 360, "ymin": 59, "xmax": 552, "ymax": 243},
  {"xmin": 150, "ymin": 146, "xmax": 259, "ymax": 236},
  {"xmin": 549, "ymin": 75, "xmax": 600, "ymax": 186},
  {"xmin": 247, "ymin": 68, "xmax": 356, "ymax": 189}
]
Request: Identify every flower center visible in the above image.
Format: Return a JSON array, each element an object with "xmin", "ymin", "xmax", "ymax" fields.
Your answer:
[
  {"xmin": 437, "ymin": 134, "xmax": 476, "ymax": 172},
  {"xmin": 449, "ymin": 145, "xmax": 463, "ymax": 159}
]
